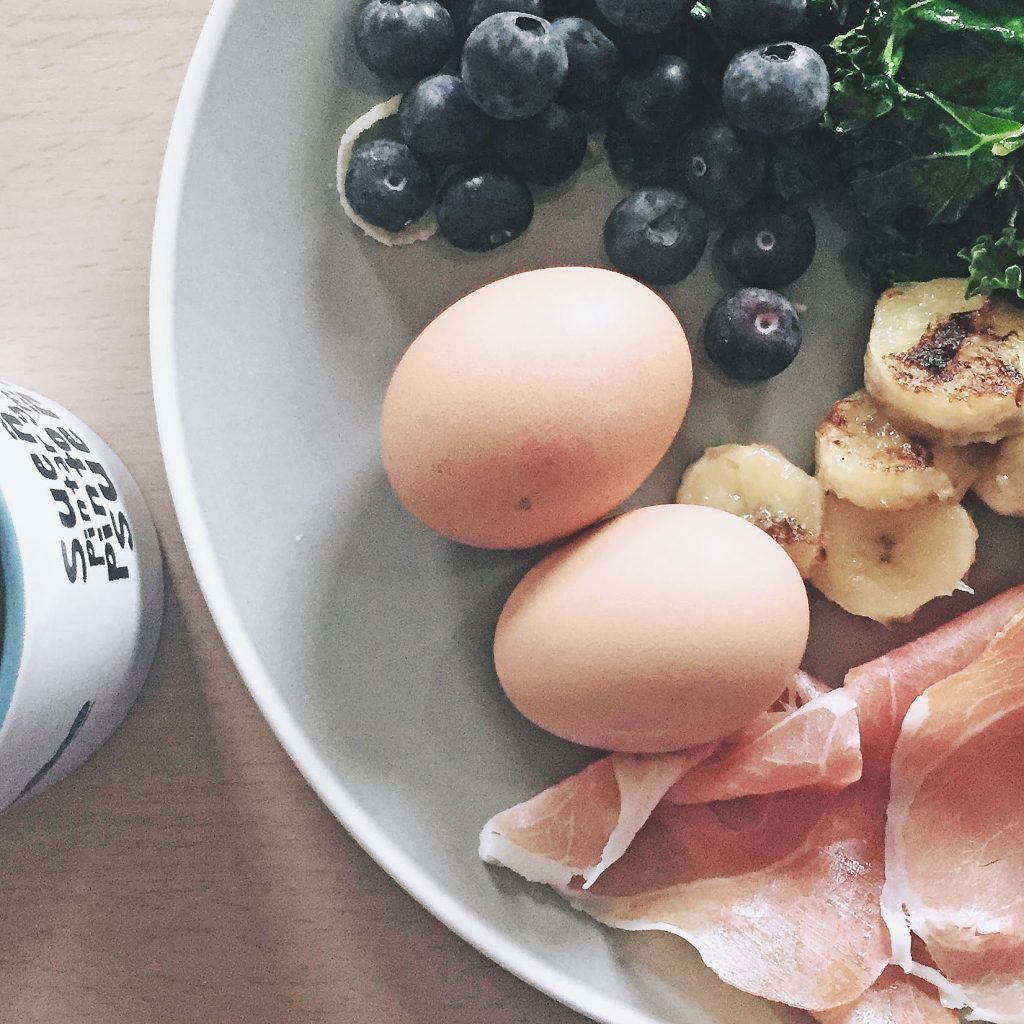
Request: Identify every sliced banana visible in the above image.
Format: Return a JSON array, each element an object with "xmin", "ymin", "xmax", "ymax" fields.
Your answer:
[
  {"xmin": 815, "ymin": 389, "xmax": 984, "ymax": 510},
  {"xmin": 972, "ymin": 433, "xmax": 1024, "ymax": 515},
  {"xmin": 864, "ymin": 279, "xmax": 1024, "ymax": 445},
  {"xmin": 810, "ymin": 494, "xmax": 978, "ymax": 624},
  {"xmin": 677, "ymin": 443, "xmax": 825, "ymax": 577}
]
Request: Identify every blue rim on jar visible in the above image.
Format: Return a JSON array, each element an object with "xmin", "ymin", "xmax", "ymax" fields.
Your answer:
[{"xmin": 0, "ymin": 487, "xmax": 25, "ymax": 734}]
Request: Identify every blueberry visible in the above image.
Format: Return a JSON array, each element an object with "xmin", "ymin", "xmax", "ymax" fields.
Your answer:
[
  {"xmin": 546, "ymin": 0, "xmax": 599, "ymax": 15},
  {"xmin": 355, "ymin": 0, "xmax": 456, "ymax": 80},
  {"xmin": 436, "ymin": 167, "xmax": 534, "ymax": 249},
  {"xmin": 604, "ymin": 187, "xmax": 708, "ymax": 285},
  {"xmin": 720, "ymin": 202, "xmax": 816, "ymax": 287},
  {"xmin": 466, "ymin": 0, "xmax": 545, "ymax": 32},
  {"xmin": 617, "ymin": 55, "xmax": 693, "ymax": 136},
  {"xmin": 462, "ymin": 13, "xmax": 569, "ymax": 119},
  {"xmin": 551, "ymin": 17, "xmax": 622, "ymax": 114},
  {"xmin": 399, "ymin": 74, "xmax": 494, "ymax": 165},
  {"xmin": 604, "ymin": 111, "xmax": 677, "ymax": 186},
  {"xmin": 594, "ymin": 0, "xmax": 692, "ymax": 34},
  {"xmin": 677, "ymin": 121, "xmax": 766, "ymax": 213},
  {"xmin": 494, "ymin": 103, "xmax": 587, "ymax": 184},
  {"xmin": 344, "ymin": 139, "xmax": 434, "ymax": 231},
  {"xmin": 713, "ymin": 0, "xmax": 806, "ymax": 40},
  {"xmin": 704, "ymin": 287, "xmax": 802, "ymax": 380},
  {"xmin": 439, "ymin": 0, "xmax": 472, "ymax": 35},
  {"xmin": 723, "ymin": 42, "xmax": 830, "ymax": 136},
  {"xmin": 601, "ymin": 25, "xmax": 666, "ymax": 65}
]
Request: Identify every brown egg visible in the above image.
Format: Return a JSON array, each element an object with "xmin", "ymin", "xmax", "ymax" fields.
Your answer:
[
  {"xmin": 380, "ymin": 267, "xmax": 692, "ymax": 549},
  {"xmin": 494, "ymin": 504, "xmax": 810, "ymax": 752}
]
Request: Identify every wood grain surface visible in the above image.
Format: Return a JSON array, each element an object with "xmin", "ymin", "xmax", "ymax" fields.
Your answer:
[{"xmin": 0, "ymin": 5, "xmax": 585, "ymax": 1021}]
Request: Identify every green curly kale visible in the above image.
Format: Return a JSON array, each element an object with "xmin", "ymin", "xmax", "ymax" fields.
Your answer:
[
  {"xmin": 819, "ymin": 0, "xmax": 1024, "ymax": 292},
  {"xmin": 962, "ymin": 225, "xmax": 1024, "ymax": 299}
]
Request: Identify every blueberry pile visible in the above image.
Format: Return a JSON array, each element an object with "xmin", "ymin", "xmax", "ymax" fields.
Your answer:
[
  {"xmin": 347, "ymin": 0, "xmax": 591, "ymax": 251},
  {"xmin": 345, "ymin": 0, "xmax": 833, "ymax": 381}
]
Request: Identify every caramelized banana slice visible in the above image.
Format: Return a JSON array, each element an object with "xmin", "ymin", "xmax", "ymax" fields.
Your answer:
[
  {"xmin": 815, "ymin": 390, "xmax": 984, "ymax": 510},
  {"xmin": 973, "ymin": 433, "xmax": 1024, "ymax": 516},
  {"xmin": 677, "ymin": 443, "xmax": 824, "ymax": 577},
  {"xmin": 810, "ymin": 495, "xmax": 977, "ymax": 624},
  {"xmin": 864, "ymin": 279, "xmax": 1024, "ymax": 445}
]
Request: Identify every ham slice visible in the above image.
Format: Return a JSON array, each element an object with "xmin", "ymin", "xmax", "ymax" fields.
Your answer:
[
  {"xmin": 481, "ymin": 588, "xmax": 1024, "ymax": 1021},
  {"xmin": 883, "ymin": 609, "xmax": 1024, "ymax": 1024},
  {"xmin": 664, "ymin": 687, "xmax": 860, "ymax": 805},
  {"xmin": 811, "ymin": 966, "xmax": 958, "ymax": 1024},
  {"xmin": 844, "ymin": 584, "xmax": 1024, "ymax": 776},
  {"xmin": 783, "ymin": 669, "xmax": 833, "ymax": 705},
  {"xmin": 480, "ymin": 673, "xmax": 859, "ymax": 891},
  {"xmin": 481, "ymin": 674, "xmax": 883, "ymax": 1010},
  {"xmin": 573, "ymin": 778, "xmax": 890, "ymax": 1011},
  {"xmin": 479, "ymin": 745, "xmax": 716, "ymax": 889}
]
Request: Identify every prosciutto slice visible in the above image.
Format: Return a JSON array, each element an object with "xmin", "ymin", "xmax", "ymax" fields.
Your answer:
[
  {"xmin": 480, "ymin": 676, "xmax": 860, "ymax": 889},
  {"xmin": 479, "ymin": 745, "xmax": 716, "ymax": 889},
  {"xmin": 574, "ymin": 778, "xmax": 890, "ymax": 1011},
  {"xmin": 844, "ymin": 584, "xmax": 1024, "ymax": 776},
  {"xmin": 811, "ymin": 967, "xmax": 958, "ymax": 1024},
  {"xmin": 481, "ymin": 588, "xmax": 1024, "ymax": 1021},
  {"xmin": 664, "ymin": 687, "xmax": 860, "ymax": 805},
  {"xmin": 481, "ymin": 676, "xmax": 884, "ymax": 1010},
  {"xmin": 883, "ymin": 609, "xmax": 1024, "ymax": 1024}
]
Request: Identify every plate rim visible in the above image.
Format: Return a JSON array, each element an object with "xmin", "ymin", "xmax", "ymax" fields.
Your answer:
[{"xmin": 148, "ymin": 4, "xmax": 681, "ymax": 1023}]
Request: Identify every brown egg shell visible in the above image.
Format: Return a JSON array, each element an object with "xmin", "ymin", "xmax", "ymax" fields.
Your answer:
[
  {"xmin": 494, "ymin": 504, "xmax": 811, "ymax": 753},
  {"xmin": 380, "ymin": 267, "xmax": 693, "ymax": 549}
]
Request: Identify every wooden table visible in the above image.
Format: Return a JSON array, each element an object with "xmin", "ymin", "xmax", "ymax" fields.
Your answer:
[{"xmin": 0, "ymin": 5, "xmax": 585, "ymax": 1021}]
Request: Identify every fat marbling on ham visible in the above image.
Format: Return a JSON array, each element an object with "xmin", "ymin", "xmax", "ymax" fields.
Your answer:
[{"xmin": 812, "ymin": 966, "xmax": 959, "ymax": 1024}]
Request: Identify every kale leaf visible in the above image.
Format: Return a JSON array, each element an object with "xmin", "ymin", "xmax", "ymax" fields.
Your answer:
[
  {"xmin": 812, "ymin": 0, "xmax": 1024, "ymax": 292},
  {"xmin": 769, "ymin": 129, "xmax": 842, "ymax": 204},
  {"xmin": 962, "ymin": 225, "xmax": 1024, "ymax": 299}
]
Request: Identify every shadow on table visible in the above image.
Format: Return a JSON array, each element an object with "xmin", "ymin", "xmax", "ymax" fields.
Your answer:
[{"xmin": 0, "ymin": 571, "xmax": 313, "ymax": 1023}]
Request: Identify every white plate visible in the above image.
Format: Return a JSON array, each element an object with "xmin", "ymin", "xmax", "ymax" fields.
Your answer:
[{"xmin": 150, "ymin": 3, "xmax": 1023, "ymax": 1022}]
